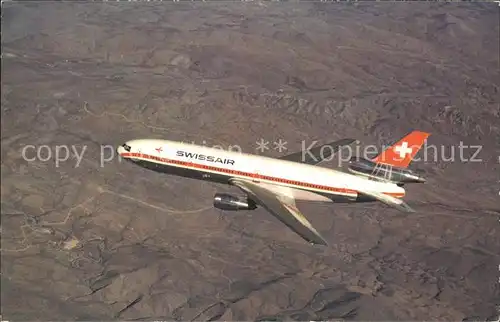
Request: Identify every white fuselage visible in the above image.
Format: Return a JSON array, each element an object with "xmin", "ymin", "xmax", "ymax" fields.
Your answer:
[{"xmin": 117, "ymin": 139, "xmax": 405, "ymax": 202}]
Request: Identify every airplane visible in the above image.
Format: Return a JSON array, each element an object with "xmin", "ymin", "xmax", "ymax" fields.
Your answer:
[{"xmin": 116, "ymin": 130, "xmax": 430, "ymax": 246}]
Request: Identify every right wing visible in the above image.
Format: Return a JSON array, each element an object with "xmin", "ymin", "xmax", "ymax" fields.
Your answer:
[
  {"xmin": 230, "ymin": 178, "xmax": 328, "ymax": 246},
  {"xmin": 357, "ymin": 189, "xmax": 415, "ymax": 213},
  {"xmin": 279, "ymin": 138, "xmax": 357, "ymax": 165}
]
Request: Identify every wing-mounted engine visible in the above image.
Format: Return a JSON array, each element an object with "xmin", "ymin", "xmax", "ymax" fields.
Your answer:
[
  {"xmin": 213, "ymin": 193, "xmax": 257, "ymax": 211},
  {"xmin": 347, "ymin": 157, "xmax": 425, "ymax": 184}
]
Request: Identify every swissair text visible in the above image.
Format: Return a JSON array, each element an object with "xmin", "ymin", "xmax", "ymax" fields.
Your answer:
[{"xmin": 176, "ymin": 151, "xmax": 235, "ymax": 165}]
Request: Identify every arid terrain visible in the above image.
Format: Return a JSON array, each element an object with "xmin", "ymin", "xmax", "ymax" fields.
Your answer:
[{"xmin": 1, "ymin": 2, "xmax": 499, "ymax": 321}]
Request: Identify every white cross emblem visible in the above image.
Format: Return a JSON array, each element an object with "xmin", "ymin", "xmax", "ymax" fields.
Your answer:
[{"xmin": 394, "ymin": 141, "xmax": 413, "ymax": 158}]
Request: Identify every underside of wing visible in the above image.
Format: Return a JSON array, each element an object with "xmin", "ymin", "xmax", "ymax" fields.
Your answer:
[
  {"xmin": 230, "ymin": 179, "xmax": 328, "ymax": 245},
  {"xmin": 357, "ymin": 189, "xmax": 415, "ymax": 213},
  {"xmin": 279, "ymin": 138, "xmax": 357, "ymax": 165}
]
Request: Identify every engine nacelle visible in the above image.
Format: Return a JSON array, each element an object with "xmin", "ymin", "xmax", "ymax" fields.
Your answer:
[
  {"xmin": 213, "ymin": 193, "xmax": 257, "ymax": 211},
  {"xmin": 347, "ymin": 157, "xmax": 425, "ymax": 184}
]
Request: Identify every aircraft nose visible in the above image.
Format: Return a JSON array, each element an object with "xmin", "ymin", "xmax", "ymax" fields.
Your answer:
[{"xmin": 117, "ymin": 142, "xmax": 132, "ymax": 156}]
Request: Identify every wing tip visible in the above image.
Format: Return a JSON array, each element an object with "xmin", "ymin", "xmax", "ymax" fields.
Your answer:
[
  {"xmin": 310, "ymin": 241, "xmax": 328, "ymax": 246},
  {"xmin": 399, "ymin": 203, "xmax": 416, "ymax": 213},
  {"xmin": 339, "ymin": 138, "xmax": 359, "ymax": 146},
  {"xmin": 310, "ymin": 236, "xmax": 329, "ymax": 246},
  {"xmin": 406, "ymin": 206, "xmax": 417, "ymax": 213}
]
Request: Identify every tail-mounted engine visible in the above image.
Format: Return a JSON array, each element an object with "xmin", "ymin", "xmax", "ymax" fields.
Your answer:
[
  {"xmin": 347, "ymin": 157, "xmax": 425, "ymax": 184},
  {"xmin": 213, "ymin": 193, "xmax": 257, "ymax": 211}
]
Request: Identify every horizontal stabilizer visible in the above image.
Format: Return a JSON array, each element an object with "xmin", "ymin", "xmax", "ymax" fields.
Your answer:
[{"xmin": 357, "ymin": 189, "xmax": 415, "ymax": 213}]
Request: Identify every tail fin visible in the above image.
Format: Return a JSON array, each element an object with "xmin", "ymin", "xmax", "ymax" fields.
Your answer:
[{"xmin": 372, "ymin": 131, "xmax": 430, "ymax": 168}]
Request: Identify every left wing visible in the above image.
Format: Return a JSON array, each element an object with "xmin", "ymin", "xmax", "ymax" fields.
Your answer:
[{"xmin": 230, "ymin": 179, "xmax": 328, "ymax": 245}]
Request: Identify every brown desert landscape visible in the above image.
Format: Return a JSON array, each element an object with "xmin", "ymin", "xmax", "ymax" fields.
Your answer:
[{"xmin": 1, "ymin": 2, "xmax": 499, "ymax": 321}]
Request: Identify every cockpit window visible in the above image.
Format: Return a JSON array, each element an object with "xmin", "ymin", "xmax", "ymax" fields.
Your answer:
[{"xmin": 122, "ymin": 143, "xmax": 131, "ymax": 152}]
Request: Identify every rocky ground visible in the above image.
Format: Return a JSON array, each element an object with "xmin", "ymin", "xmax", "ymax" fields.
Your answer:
[{"xmin": 1, "ymin": 2, "xmax": 499, "ymax": 321}]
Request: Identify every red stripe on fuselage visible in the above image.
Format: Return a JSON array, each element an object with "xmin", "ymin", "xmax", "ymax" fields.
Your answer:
[{"xmin": 119, "ymin": 152, "xmax": 405, "ymax": 198}]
